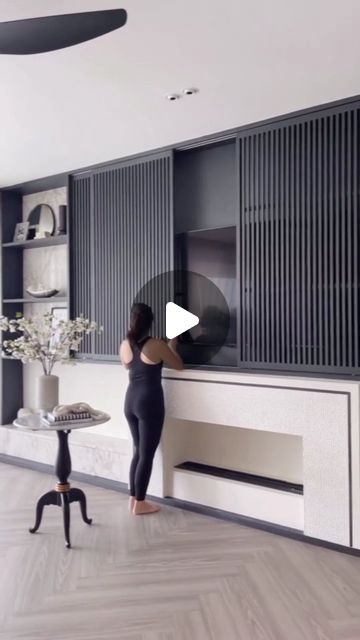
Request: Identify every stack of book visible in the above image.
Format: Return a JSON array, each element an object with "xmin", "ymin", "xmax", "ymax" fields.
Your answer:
[{"xmin": 42, "ymin": 410, "xmax": 92, "ymax": 426}]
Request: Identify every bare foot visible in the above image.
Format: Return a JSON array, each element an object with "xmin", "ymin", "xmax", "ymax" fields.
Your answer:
[
  {"xmin": 133, "ymin": 500, "xmax": 161, "ymax": 515},
  {"xmin": 128, "ymin": 496, "xmax": 136, "ymax": 512}
]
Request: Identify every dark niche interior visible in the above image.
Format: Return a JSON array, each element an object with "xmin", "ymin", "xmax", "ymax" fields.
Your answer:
[{"xmin": 174, "ymin": 140, "xmax": 237, "ymax": 367}]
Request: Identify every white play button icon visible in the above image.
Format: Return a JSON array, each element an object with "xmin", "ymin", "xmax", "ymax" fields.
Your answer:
[{"xmin": 166, "ymin": 302, "xmax": 199, "ymax": 340}]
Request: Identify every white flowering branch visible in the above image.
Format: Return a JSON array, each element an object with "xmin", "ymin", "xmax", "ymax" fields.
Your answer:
[{"xmin": 0, "ymin": 312, "xmax": 101, "ymax": 375}]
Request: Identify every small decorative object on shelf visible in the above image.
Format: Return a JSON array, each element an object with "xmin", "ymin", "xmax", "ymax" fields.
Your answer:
[
  {"xmin": 13, "ymin": 221, "xmax": 29, "ymax": 242},
  {"xmin": 57, "ymin": 205, "xmax": 67, "ymax": 235},
  {"xmin": 0, "ymin": 313, "xmax": 102, "ymax": 411},
  {"xmin": 26, "ymin": 287, "xmax": 59, "ymax": 298},
  {"xmin": 27, "ymin": 204, "xmax": 55, "ymax": 239}
]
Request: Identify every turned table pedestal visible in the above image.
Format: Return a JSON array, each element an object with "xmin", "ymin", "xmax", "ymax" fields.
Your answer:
[{"xmin": 13, "ymin": 413, "xmax": 110, "ymax": 548}]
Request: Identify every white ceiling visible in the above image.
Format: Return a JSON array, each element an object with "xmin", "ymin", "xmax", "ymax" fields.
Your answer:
[{"xmin": 0, "ymin": 0, "xmax": 359, "ymax": 187}]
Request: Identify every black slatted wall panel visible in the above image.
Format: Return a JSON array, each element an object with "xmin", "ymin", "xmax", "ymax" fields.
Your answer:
[
  {"xmin": 239, "ymin": 108, "xmax": 360, "ymax": 372},
  {"xmin": 70, "ymin": 154, "xmax": 173, "ymax": 359},
  {"xmin": 70, "ymin": 174, "xmax": 92, "ymax": 355}
]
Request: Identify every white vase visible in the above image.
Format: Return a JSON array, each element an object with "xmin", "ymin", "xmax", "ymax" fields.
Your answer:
[{"xmin": 36, "ymin": 374, "xmax": 59, "ymax": 411}]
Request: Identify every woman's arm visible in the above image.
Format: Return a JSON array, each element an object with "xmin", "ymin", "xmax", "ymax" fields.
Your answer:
[
  {"xmin": 119, "ymin": 339, "xmax": 133, "ymax": 367},
  {"xmin": 158, "ymin": 338, "xmax": 184, "ymax": 371}
]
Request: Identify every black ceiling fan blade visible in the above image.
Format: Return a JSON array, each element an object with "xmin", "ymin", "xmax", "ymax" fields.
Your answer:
[{"xmin": 0, "ymin": 9, "xmax": 127, "ymax": 55}]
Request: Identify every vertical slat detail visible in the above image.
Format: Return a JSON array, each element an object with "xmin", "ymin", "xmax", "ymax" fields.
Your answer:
[
  {"xmin": 238, "ymin": 104, "xmax": 359, "ymax": 373},
  {"xmin": 70, "ymin": 155, "xmax": 173, "ymax": 359}
]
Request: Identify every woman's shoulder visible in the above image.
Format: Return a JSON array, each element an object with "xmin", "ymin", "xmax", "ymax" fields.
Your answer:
[
  {"xmin": 147, "ymin": 337, "xmax": 165, "ymax": 345},
  {"xmin": 143, "ymin": 337, "xmax": 166, "ymax": 354},
  {"xmin": 143, "ymin": 337, "xmax": 162, "ymax": 348}
]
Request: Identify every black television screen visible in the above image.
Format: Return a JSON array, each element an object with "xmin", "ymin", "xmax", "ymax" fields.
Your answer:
[{"xmin": 175, "ymin": 226, "xmax": 237, "ymax": 366}]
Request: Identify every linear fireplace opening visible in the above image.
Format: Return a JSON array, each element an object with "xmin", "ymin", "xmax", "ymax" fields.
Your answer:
[
  {"xmin": 163, "ymin": 417, "xmax": 304, "ymax": 529},
  {"xmin": 174, "ymin": 461, "xmax": 303, "ymax": 495},
  {"xmin": 164, "ymin": 418, "xmax": 303, "ymax": 484}
]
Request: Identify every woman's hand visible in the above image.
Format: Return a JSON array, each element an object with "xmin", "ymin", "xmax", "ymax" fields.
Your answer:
[
  {"xmin": 159, "ymin": 337, "xmax": 184, "ymax": 370},
  {"xmin": 168, "ymin": 337, "xmax": 178, "ymax": 351}
]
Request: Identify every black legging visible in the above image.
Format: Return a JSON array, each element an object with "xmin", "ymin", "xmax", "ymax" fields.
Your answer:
[{"xmin": 125, "ymin": 386, "xmax": 165, "ymax": 500}]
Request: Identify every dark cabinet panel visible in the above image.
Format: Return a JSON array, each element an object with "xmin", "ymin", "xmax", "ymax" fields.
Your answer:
[
  {"xmin": 69, "ymin": 174, "xmax": 92, "ymax": 355},
  {"xmin": 70, "ymin": 153, "xmax": 173, "ymax": 359},
  {"xmin": 1, "ymin": 358, "xmax": 23, "ymax": 424},
  {"xmin": 239, "ymin": 108, "xmax": 360, "ymax": 372},
  {"xmin": 0, "ymin": 191, "xmax": 24, "ymax": 423},
  {"xmin": 0, "ymin": 192, "xmax": 23, "ymax": 300}
]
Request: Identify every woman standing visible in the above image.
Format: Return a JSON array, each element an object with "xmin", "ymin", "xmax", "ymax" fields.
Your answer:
[{"xmin": 120, "ymin": 303, "xmax": 184, "ymax": 515}]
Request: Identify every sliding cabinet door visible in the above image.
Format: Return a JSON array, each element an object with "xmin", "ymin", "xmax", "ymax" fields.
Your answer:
[
  {"xmin": 238, "ymin": 106, "xmax": 360, "ymax": 373},
  {"xmin": 70, "ymin": 153, "xmax": 173, "ymax": 360}
]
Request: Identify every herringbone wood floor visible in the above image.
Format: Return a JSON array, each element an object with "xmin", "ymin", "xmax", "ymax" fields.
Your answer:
[{"xmin": 1, "ymin": 463, "xmax": 360, "ymax": 640}]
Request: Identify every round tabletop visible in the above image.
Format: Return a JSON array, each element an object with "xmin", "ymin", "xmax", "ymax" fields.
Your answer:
[{"xmin": 13, "ymin": 412, "xmax": 111, "ymax": 432}]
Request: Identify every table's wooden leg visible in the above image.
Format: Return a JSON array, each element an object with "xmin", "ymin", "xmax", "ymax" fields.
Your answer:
[
  {"xmin": 55, "ymin": 430, "xmax": 71, "ymax": 486},
  {"xmin": 29, "ymin": 490, "xmax": 59, "ymax": 533},
  {"xmin": 61, "ymin": 493, "xmax": 71, "ymax": 548},
  {"xmin": 69, "ymin": 488, "xmax": 93, "ymax": 525},
  {"xmin": 29, "ymin": 429, "xmax": 92, "ymax": 548}
]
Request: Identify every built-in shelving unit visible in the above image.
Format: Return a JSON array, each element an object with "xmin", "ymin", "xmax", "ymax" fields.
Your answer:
[
  {"xmin": 0, "ymin": 94, "xmax": 359, "ymax": 429},
  {"xmin": 0, "ymin": 184, "xmax": 69, "ymax": 423},
  {"xmin": 69, "ymin": 97, "xmax": 360, "ymax": 373}
]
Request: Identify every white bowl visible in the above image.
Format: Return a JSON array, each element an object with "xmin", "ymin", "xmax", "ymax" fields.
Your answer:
[{"xmin": 26, "ymin": 288, "xmax": 59, "ymax": 298}]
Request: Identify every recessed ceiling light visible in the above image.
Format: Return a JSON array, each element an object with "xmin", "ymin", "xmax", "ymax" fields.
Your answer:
[
  {"xmin": 182, "ymin": 87, "xmax": 199, "ymax": 96},
  {"xmin": 166, "ymin": 94, "xmax": 181, "ymax": 101}
]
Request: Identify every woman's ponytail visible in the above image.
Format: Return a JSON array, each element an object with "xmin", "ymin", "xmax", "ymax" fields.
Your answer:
[{"xmin": 126, "ymin": 303, "xmax": 154, "ymax": 346}]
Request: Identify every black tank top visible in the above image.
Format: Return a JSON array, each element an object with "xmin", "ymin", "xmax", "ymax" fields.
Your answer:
[{"xmin": 128, "ymin": 337, "xmax": 163, "ymax": 386}]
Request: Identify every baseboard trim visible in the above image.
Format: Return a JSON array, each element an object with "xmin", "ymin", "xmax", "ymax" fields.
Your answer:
[
  {"xmin": 1, "ymin": 453, "xmax": 359, "ymax": 557},
  {"xmin": 164, "ymin": 496, "xmax": 360, "ymax": 557}
]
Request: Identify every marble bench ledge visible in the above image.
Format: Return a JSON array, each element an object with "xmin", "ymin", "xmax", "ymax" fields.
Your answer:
[{"xmin": 0, "ymin": 424, "xmax": 130, "ymax": 483}]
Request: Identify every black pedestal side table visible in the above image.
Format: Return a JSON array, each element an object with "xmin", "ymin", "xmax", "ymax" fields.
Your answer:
[{"xmin": 13, "ymin": 413, "xmax": 110, "ymax": 548}]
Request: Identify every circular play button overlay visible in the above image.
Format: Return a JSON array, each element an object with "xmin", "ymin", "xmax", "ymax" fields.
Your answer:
[
  {"xmin": 133, "ymin": 269, "xmax": 234, "ymax": 366},
  {"xmin": 165, "ymin": 302, "xmax": 199, "ymax": 340}
]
